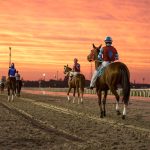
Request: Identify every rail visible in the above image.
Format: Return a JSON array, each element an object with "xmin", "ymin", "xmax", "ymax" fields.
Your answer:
[{"xmin": 34, "ymin": 88, "xmax": 150, "ymax": 98}]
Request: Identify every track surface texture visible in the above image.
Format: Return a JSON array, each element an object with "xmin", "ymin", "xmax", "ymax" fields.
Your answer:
[{"xmin": 0, "ymin": 91, "xmax": 150, "ymax": 150}]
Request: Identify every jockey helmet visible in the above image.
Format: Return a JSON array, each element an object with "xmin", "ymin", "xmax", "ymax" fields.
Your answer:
[
  {"xmin": 74, "ymin": 58, "xmax": 78, "ymax": 62},
  {"xmin": 104, "ymin": 36, "xmax": 113, "ymax": 43},
  {"xmin": 11, "ymin": 63, "xmax": 14, "ymax": 68}
]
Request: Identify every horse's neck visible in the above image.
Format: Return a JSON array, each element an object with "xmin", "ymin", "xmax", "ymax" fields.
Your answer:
[
  {"xmin": 66, "ymin": 72, "xmax": 70, "ymax": 77},
  {"xmin": 94, "ymin": 52, "xmax": 101, "ymax": 69},
  {"xmin": 95, "ymin": 61, "xmax": 101, "ymax": 70}
]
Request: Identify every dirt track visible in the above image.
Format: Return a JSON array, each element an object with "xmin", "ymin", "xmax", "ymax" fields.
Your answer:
[{"xmin": 0, "ymin": 91, "xmax": 150, "ymax": 150}]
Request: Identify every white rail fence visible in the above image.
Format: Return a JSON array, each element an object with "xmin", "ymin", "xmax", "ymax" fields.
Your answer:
[{"xmin": 44, "ymin": 88, "xmax": 150, "ymax": 98}]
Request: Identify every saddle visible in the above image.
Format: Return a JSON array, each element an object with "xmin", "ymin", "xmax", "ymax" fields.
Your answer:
[
  {"xmin": 97, "ymin": 67, "xmax": 105, "ymax": 77},
  {"xmin": 69, "ymin": 73, "xmax": 83, "ymax": 81},
  {"xmin": 97, "ymin": 63, "xmax": 112, "ymax": 77}
]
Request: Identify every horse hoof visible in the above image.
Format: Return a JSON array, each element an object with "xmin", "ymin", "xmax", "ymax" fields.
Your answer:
[
  {"xmin": 122, "ymin": 115, "xmax": 125, "ymax": 120},
  {"xmin": 67, "ymin": 96, "xmax": 70, "ymax": 101},
  {"xmin": 103, "ymin": 113, "xmax": 106, "ymax": 117},
  {"xmin": 100, "ymin": 113, "xmax": 104, "ymax": 118},
  {"xmin": 100, "ymin": 115, "xmax": 104, "ymax": 118},
  {"xmin": 116, "ymin": 110, "xmax": 121, "ymax": 115}
]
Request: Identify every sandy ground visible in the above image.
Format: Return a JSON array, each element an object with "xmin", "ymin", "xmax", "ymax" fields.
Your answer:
[{"xmin": 0, "ymin": 90, "xmax": 150, "ymax": 150}]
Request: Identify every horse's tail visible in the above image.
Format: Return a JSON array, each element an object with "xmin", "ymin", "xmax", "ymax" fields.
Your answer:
[
  {"xmin": 79, "ymin": 74, "xmax": 85, "ymax": 89},
  {"xmin": 120, "ymin": 66, "xmax": 130, "ymax": 105}
]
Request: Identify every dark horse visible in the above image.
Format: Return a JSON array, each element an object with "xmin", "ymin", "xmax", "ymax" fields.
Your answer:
[
  {"xmin": 16, "ymin": 80, "xmax": 22, "ymax": 97},
  {"xmin": 0, "ymin": 82, "xmax": 5, "ymax": 93},
  {"xmin": 6, "ymin": 77, "xmax": 16, "ymax": 102},
  {"xmin": 64, "ymin": 65, "xmax": 85, "ymax": 104},
  {"xmin": 87, "ymin": 44, "xmax": 130, "ymax": 119}
]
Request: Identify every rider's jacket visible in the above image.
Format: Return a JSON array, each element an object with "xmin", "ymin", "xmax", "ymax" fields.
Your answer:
[
  {"xmin": 98, "ymin": 46, "xmax": 119, "ymax": 61},
  {"xmin": 73, "ymin": 63, "xmax": 80, "ymax": 72},
  {"xmin": 15, "ymin": 73, "xmax": 20, "ymax": 80},
  {"xmin": 8, "ymin": 67, "xmax": 16, "ymax": 77}
]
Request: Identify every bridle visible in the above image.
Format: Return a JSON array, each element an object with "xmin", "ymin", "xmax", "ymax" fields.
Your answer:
[
  {"xmin": 89, "ymin": 48, "xmax": 102, "ymax": 63},
  {"xmin": 90, "ymin": 49, "xmax": 95, "ymax": 61},
  {"xmin": 64, "ymin": 66, "xmax": 72, "ymax": 76}
]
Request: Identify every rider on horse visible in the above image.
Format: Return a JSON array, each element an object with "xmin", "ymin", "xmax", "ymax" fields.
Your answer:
[
  {"xmin": 8, "ymin": 63, "xmax": 16, "ymax": 81},
  {"xmin": 15, "ymin": 70, "xmax": 21, "ymax": 85},
  {"xmin": 15, "ymin": 70, "xmax": 20, "ymax": 81},
  {"xmin": 90, "ymin": 36, "xmax": 119, "ymax": 89},
  {"xmin": 69, "ymin": 58, "xmax": 80, "ymax": 80}
]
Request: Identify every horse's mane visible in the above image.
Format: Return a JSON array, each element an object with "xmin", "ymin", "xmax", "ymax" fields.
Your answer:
[{"xmin": 64, "ymin": 65, "xmax": 72, "ymax": 71}]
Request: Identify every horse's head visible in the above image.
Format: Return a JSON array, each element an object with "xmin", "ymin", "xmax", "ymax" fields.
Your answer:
[
  {"xmin": 87, "ymin": 44, "xmax": 102, "ymax": 62},
  {"xmin": 64, "ymin": 65, "xmax": 72, "ymax": 75}
]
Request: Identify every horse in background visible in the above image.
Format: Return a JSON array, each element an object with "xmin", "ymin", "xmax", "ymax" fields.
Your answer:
[
  {"xmin": 0, "ymin": 81, "xmax": 5, "ymax": 93},
  {"xmin": 64, "ymin": 65, "xmax": 85, "ymax": 104},
  {"xmin": 87, "ymin": 44, "xmax": 130, "ymax": 119},
  {"xmin": 16, "ymin": 80, "xmax": 22, "ymax": 97},
  {"xmin": 6, "ymin": 77, "xmax": 16, "ymax": 102}
]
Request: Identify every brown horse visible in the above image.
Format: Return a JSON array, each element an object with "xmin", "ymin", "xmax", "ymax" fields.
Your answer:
[
  {"xmin": 6, "ymin": 77, "xmax": 16, "ymax": 102},
  {"xmin": 0, "ymin": 82, "xmax": 5, "ymax": 93},
  {"xmin": 64, "ymin": 65, "xmax": 85, "ymax": 104},
  {"xmin": 16, "ymin": 80, "xmax": 22, "ymax": 97},
  {"xmin": 87, "ymin": 44, "xmax": 130, "ymax": 119}
]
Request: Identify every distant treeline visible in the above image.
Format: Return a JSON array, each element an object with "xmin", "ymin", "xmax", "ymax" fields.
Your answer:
[
  {"xmin": 23, "ymin": 77, "xmax": 90, "ymax": 88},
  {"xmin": 22, "ymin": 77, "xmax": 150, "ymax": 89},
  {"xmin": 130, "ymin": 83, "xmax": 150, "ymax": 89}
]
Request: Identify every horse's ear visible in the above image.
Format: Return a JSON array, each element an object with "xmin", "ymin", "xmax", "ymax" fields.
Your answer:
[
  {"xmin": 67, "ymin": 64, "xmax": 68, "ymax": 67},
  {"xmin": 92, "ymin": 43, "xmax": 96, "ymax": 49},
  {"xmin": 98, "ymin": 44, "xmax": 102, "ymax": 49}
]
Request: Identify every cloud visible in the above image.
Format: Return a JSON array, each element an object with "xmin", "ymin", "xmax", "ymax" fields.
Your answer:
[{"xmin": 0, "ymin": 0, "xmax": 150, "ymax": 82}]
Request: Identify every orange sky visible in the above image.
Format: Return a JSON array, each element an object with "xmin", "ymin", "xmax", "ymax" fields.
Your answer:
[{"xmin": 0, "ymin": 0, "xmax": 150, "ymax": 83}]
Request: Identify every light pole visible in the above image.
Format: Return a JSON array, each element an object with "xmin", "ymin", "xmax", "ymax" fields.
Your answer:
[
  {"xmin": 9, "ymin": 47, "xmax": 11, "ymax": 67},
  {"xmin": 142, "ymin": 77, "xmax": 145, "ymax": 84},
  {"xmin": 42, "ymin": 73, "xmax": 46, "ymax": 88},
  {"xmin": 43, "ymin": 73, "xmax": 46, "ymax": 81},
  {"xmin": 57, "ymin": 70, "xmax": 58, "ymax": 81}
]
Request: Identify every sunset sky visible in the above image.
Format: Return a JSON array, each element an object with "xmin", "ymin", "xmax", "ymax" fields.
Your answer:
[{"xmin": 0, "ymin": 0, "xmax": 150, "ymax": 83}]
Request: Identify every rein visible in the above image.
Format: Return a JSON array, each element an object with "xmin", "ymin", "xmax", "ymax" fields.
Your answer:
[
  {"xmin": 64, "ymin": 67, "xmax": 72, "ymax": 77},
  {"xmin": 95, "ymin": 60, "xmax": 102, "ymax": 62}
]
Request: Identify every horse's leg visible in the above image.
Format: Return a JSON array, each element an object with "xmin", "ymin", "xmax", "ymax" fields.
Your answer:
[
  {"xmin": 14, "ymin": 82, "xmax": 16, "ymax": 96},
  {"xmin": 102, "ymin": 90, "xmax": 108, "ymax": 117},
  {"xmin": 8, "ymin": 87, "xmax": 10, "ymax": 102},
  {"xmin": 11, "ymin": 87, "xmax": 14, "ymax": 102},
  {"xmin": 73, "ymin": 88, "xmax": 76, "ymax": 103},
  {"xmin": 77, "ymin": 87, "xmax": 80, "ymax": 104},
  {"xmin": 80, "ymin": 87, "xmax": 84, "ymax": 104},
  {"xmin": 18, "ymin": 87, "xmax": 20, "ymax": 96},
  {"xmin": 18, "ymin": 82, "xmax": 21, "ymax": 96},
  {"xmin": 11, "ymin": 80, "xmax": 15, "ymax": 101},
  {"xmin": 18, "ymin": 81, "xmax": 21, "ymax": 96},
  {"xmin": 110, "ymin": 87, "xmax": 121, "ymax": 115},
  {"xmin": 11, "ymin": 92, "xmax": 14, "ymax": 102},
  {"xmin": 97, "ymin": 90, "xmax": 103, "ymax": 118},
  {"xmin": 16, "ymin": 81, "xmax": 18, "ymax": 96},
  {"xmin": 67, "ymin": 87, "xmax": 72, "ymax": 101},
  {"xmin": 16, "ymin": 81, "xmax": 20, "ymax": 96},
  {"xmin": 122, "ymin": 104, "xmax": 127, "ymax": 119}
]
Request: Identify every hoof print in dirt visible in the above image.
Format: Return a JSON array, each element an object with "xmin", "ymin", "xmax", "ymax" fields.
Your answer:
[{"xmin": 116, "ymin": 110, "xmax": 121, "ymax": 115}]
